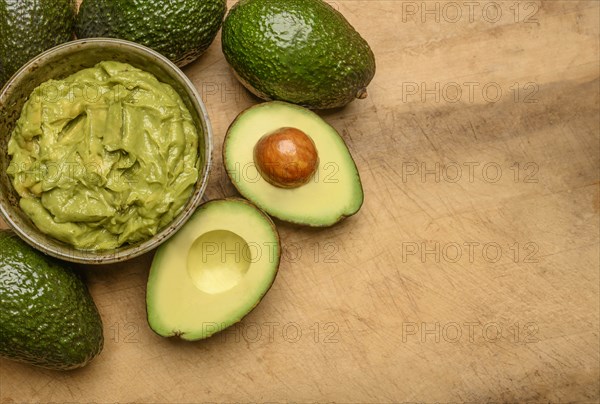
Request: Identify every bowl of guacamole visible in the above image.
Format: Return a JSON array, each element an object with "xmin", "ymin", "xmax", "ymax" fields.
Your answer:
[{"xmin": 0, "ymin": 39, "xmax": 212, "ymax": 264}]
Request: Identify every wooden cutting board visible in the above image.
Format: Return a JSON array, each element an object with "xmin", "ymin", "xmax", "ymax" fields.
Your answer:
[{"xmin": 1, "ymin": 1, "xmax": 599, "ymax": 402}]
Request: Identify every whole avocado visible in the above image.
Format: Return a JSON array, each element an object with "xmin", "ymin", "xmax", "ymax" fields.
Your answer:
[
  {"xmin": 0, "ymin": 230, "xmax": 104, "ymax": 370},
  {"xmin": 221, "ymin": 0, "xmax": 376, "ymax": 109},
  {"xmin": 76, "ymin": 0, "xmax": 227, "ymax": 67},
  {"xmin": 0, "ymin": 0, "xmax": 75, "ymax": 87}
]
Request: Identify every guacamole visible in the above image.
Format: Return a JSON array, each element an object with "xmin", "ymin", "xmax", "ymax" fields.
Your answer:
[{"xmin": 7, "ymin": 61, "xmax": 199, "ymax": 250}]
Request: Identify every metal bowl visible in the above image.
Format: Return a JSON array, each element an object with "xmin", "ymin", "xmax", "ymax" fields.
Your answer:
[{"xmin": 0, "ymin": 38, "xmax": 212, "ymax": 264}]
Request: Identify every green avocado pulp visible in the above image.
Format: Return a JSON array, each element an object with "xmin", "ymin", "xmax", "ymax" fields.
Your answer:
[{"xmin": 7, "ymin": 61, "xmax": 199, "ymax": 250}]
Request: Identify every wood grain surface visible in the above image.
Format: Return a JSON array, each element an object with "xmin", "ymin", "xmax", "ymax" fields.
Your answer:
[{"xmin": 1, "ymin": 1, "xmax": 599, "ymax": 402}]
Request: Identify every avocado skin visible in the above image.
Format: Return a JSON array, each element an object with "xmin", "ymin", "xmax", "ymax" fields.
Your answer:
[
  {"xmin": 76, "ymin": 0, "xmax": 227, "ymax": 67},
  {"xmin": 0, "ymin": 0, "xmax": 75, "ymax": 87},
  {"xmin": 222, "ymin": 0, "xmax": 376, "ymax": 109},
  {"xmin": 0, "ymin": 230, "xmax": 103, "ymax": 370}
]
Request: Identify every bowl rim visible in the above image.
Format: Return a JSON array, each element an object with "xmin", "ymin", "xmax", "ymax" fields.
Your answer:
[{"xmin": 0, "ymin": 38, "xmax": 213, "ymax": 264}]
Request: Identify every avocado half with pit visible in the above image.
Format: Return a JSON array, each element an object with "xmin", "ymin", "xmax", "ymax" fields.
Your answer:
[
  {"xmin": 223, "ymin": 101, "xmax": 364, "ymax": 227},
  {"xmin": 146, "ymin": 199, "xmax": 280, "ymax": 341}
]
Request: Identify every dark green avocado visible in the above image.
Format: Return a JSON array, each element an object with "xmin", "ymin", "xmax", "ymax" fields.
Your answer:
[
  {"xmin": 0, "ymin": 0, "xmax": 76, "ymax": 87},
  {"xmin": 76, "ymin": 0, "xmax": 227, "ymax": 67},
  {"xmin": 221, "ymin": 0, "xmax": 376, "ymax": 109},
  {"xmin": 0, "ymin": 230, "xmax": 104, "ymax": 370}
]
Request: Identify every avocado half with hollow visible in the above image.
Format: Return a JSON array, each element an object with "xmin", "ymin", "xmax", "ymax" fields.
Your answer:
[
  {"xmin": 223, "ymin": 101, "xmax": 364, "ymax": 227},
  {"xmin": 146, "ymin": 199, "xmax": 280, "ymax": 341}
]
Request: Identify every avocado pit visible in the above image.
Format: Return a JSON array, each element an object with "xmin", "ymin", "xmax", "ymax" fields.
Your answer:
[{"xmin": 253, "ymin": 127, "xmax": 319, "ymax": 188}]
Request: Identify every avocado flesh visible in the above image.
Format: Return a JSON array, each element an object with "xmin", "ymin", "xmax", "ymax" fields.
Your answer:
[
  {"xmin": 146, "ymin": 199, "xmax": 280, "ymax": 341},
  {"xmin": 221, "ymin": 0, "xmax": 376, "ymax": 109},
  {"xmin": 0, "ymin": 0, "xmax": 75, "ymax": 87},
  {"xmin": 224, "ymin": 101, "xmax": 364, "ymax": 227},
  {"xmin": 0, "ymin": 230, "xmax": 103, "ymax": 370},
  {"xmin": 76, "ymin": 0, "xmax": 226, "ymax": 67}
]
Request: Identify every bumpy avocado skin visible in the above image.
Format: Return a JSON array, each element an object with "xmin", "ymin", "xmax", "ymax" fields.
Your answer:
[
  {"xmin": 221, "ymin": 0, "xmax": 376, "ymax": 109},
  {"xmin": 0, "ymin": 0, "xmax": 75, "ymax": 87},
  {"xmin": 0, "ymin": 231, "xmax": 104, "ymax": 370},
  {"xmin": 76, "ymin": 0, "xmax": 227, "ymax": 67}
]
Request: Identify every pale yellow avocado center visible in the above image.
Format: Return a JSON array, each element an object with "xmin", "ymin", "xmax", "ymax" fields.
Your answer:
[{"xmin": 187, "ymin": 230, "xmax": 252, "ymax": 294}]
